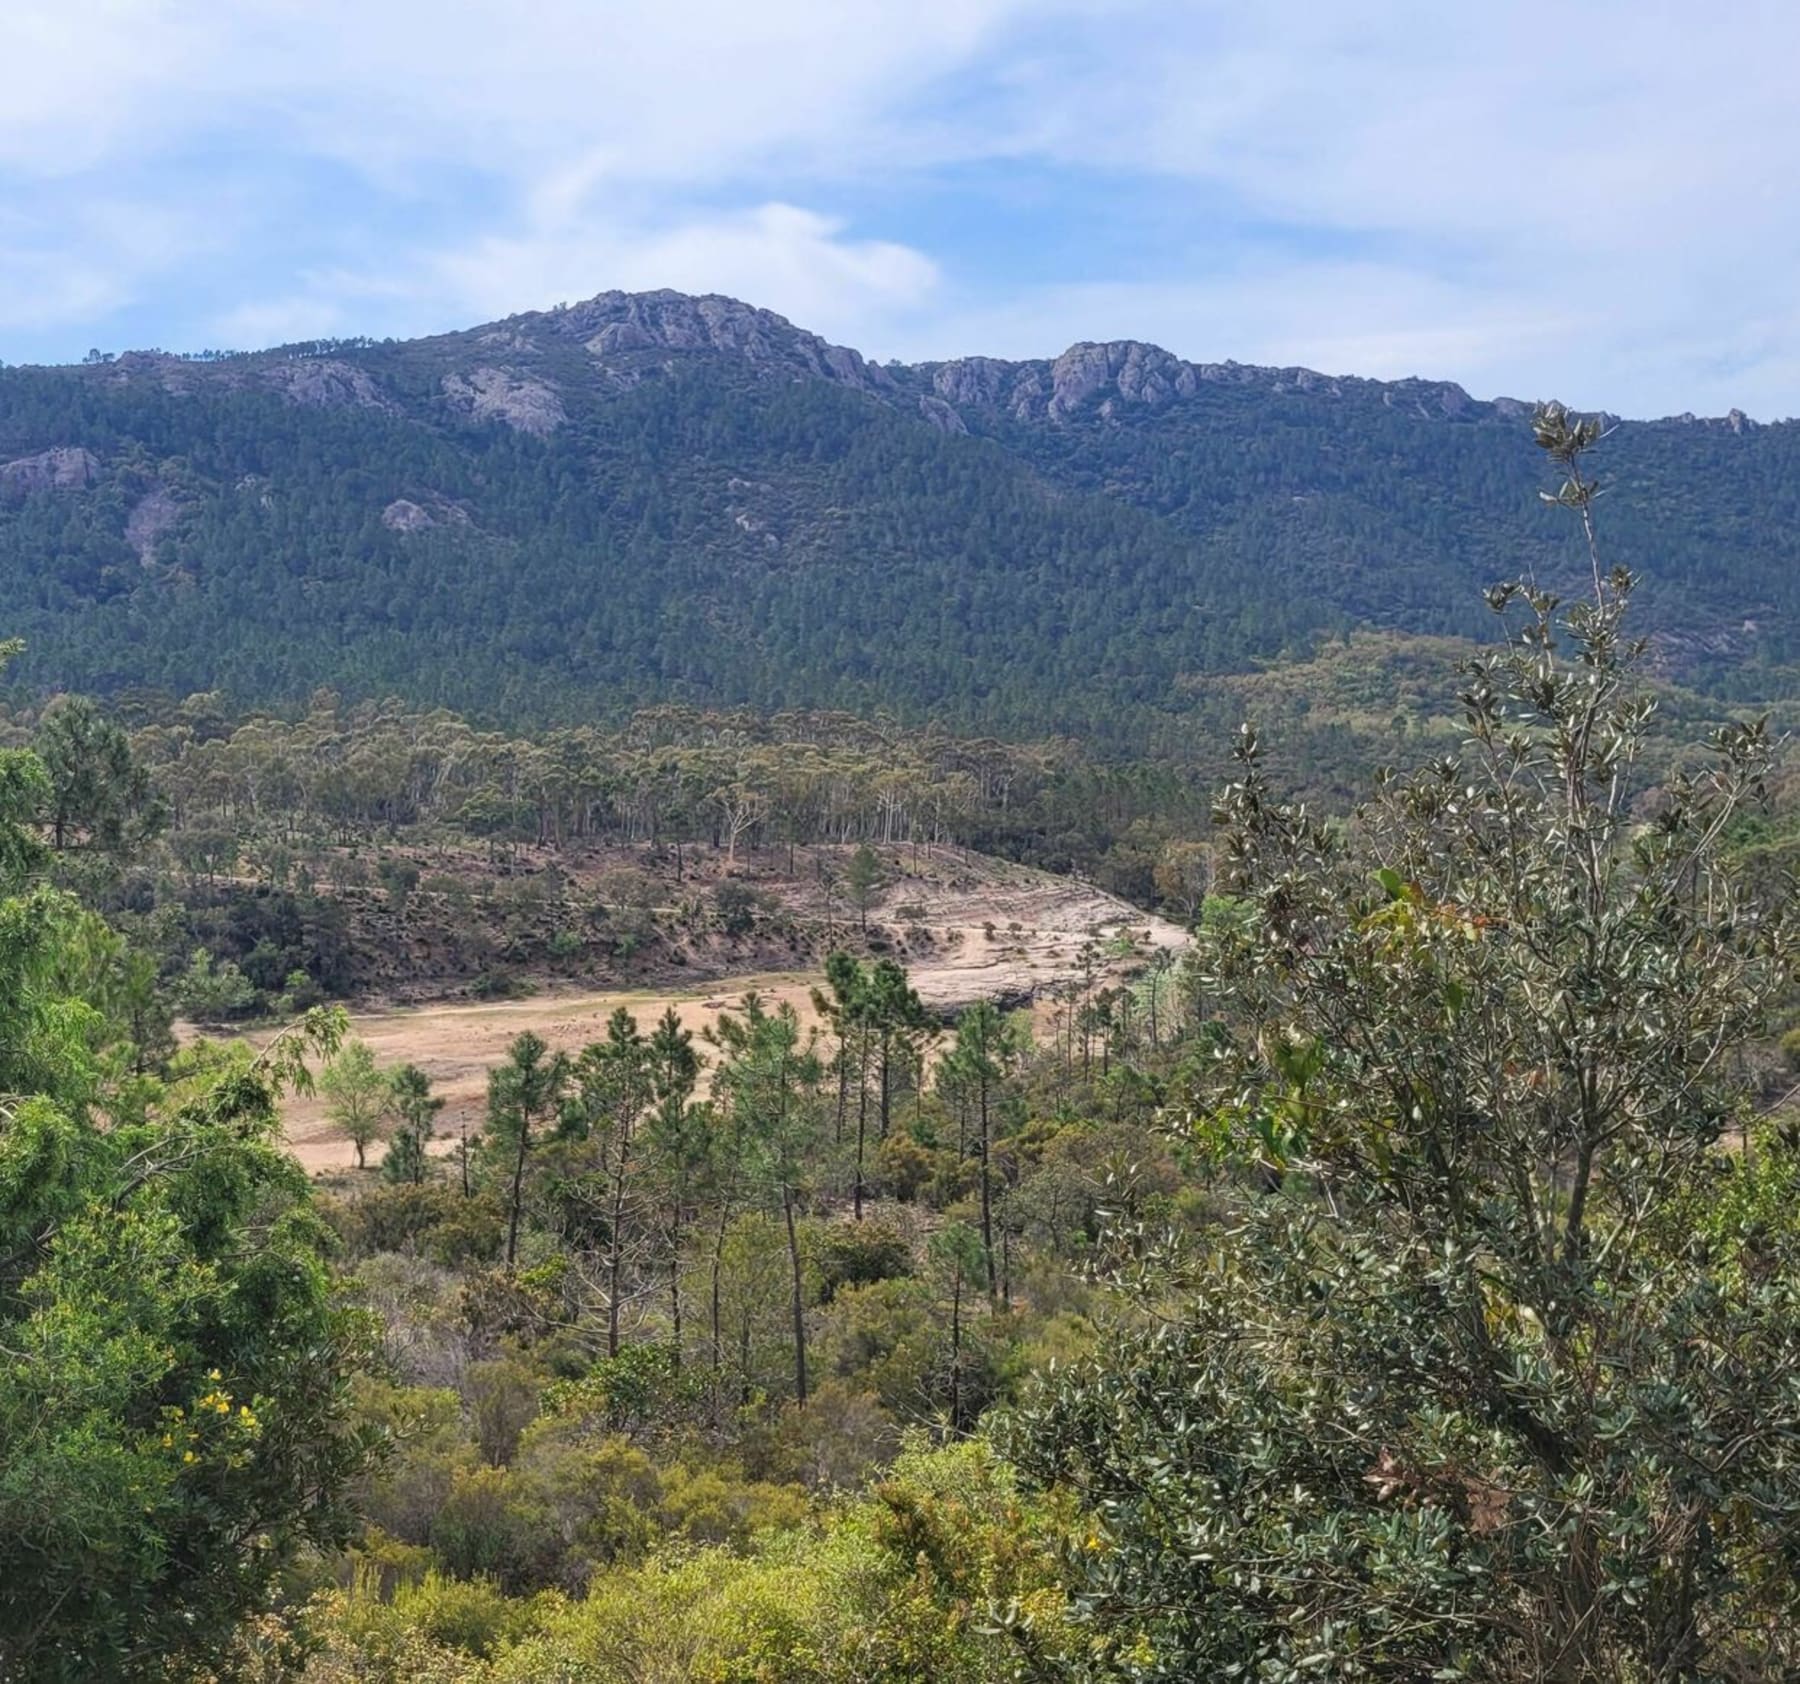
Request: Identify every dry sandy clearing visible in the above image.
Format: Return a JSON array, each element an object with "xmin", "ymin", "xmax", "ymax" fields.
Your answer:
[{"xmin": 244, "ymin": 855, "xmax": 1186, "ymax": 1172}]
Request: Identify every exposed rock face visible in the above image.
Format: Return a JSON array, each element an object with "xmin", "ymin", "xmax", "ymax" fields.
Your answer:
[
  {"xmin": 926, "ymin": 342, "xmax": 1218, "ymax": 423},
  {"xmin": 920, "ymin": 342, "xmax": 1488, "ymax": 426},
  {"xmin": 1380, "ymin": 377, "xmax": 1474, "ymax": 420},
  {"xmin": 0, "ymin": 446, "xmax": 100, "ymax": 493},
  {"xmin": 125, "ymin": 485, "xmax": 181, "ymax": 559},
  {"xmin": 382, "ymin": 499, "xmax": 434, "ymax": 533},
  {"xmin": 442, "ymin": 367, "xmax": 566, "ymax": 435},
  {"xmin": 548, "ymin": 289, "xmax": 895, "ymax": 395},
  {"xmin": 381, "ymin": 497, "xmax": 472, "ymax": 533},
  {"xmin": 915, "ymin": 394, "xmax": 968, "ymax": 435},
  {"xmin": 260, "ymin": 359, "xmax": 389, "ymax": 410},
  {"xmin": 929, "ymin": 357, "xmax": 1015, "ymax": 408},
  {"xmin": 1048, "ymin": 341, "xmax": 1199, "ymax": 418}
]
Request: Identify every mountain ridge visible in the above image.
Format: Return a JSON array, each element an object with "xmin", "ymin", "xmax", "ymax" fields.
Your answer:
[
  {"xmin": 2, "ymin": 286, "xmax": 1794, "ymax": 746},
  {"xmin": 29, "ymin": 285, "xmax": 1770, "ymax": 430}
]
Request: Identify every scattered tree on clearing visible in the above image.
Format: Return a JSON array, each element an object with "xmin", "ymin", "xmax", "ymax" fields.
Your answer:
[
  {"xmin": 488, "ymin": 1030, "xmax": 571, "ymax": 1267},
  {"xmin": 319, "ymin": 1037, "xmax": 389, "ymax": 1170},
  {"xmin": 1005, "ymin": 405, "xmax": 1800, "ymax": 1680},
  {"xmin": 382, "ymin": 1062, "xmax": 443, "ymax": 1184},
  {"xmin": 845, "ymin": 842, "xmax": 886, "ymax": 934}
]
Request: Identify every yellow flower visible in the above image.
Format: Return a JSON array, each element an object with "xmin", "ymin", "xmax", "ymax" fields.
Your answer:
[{"xmin": 183, "ymin": 1451, "xmax": 197, "ymax": 1464}]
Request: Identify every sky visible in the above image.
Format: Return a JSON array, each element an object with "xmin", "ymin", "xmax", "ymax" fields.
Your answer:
[{"xmin": 3, "ymin": 1, "xmax": 1797, "ymax": 418}]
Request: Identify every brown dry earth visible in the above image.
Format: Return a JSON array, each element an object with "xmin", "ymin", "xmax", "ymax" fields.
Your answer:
[{"xmin": 241, "ymin": 851, "xmax": 1187, "ymax": 1172}]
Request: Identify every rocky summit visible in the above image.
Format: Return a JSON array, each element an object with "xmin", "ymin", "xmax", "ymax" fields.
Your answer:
[{"xmin": 0, "ymin": 288, "xmax": 1793, "ymax": 739}]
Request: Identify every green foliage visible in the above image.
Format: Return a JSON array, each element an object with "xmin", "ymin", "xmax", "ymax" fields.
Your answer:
[
  {"xmin": 843, "ymin": 844, "xmax": 886, "ymax": 933},
  {"xmin": 384, "ymin": 1062, "xmax": 444, "ymax": 1185},
  {"xmin": 173, "ymin": 943, "xmax": 258, "ymax": 1021},
  {"xmin": 1004, "ymin": 418, "xmax": 1800, "ymax": 1679},
  {"xmin": 0, "ymin": 1064, "xmax": 380, "ymax": 1678},
  {"xmin": 296, "ymin": 1439, "xmax": 1069, "ymax": 1683},
  {"xmin": 806, "ymin": 1219, "xmax": 913, "ymax": 1304},
  {"xmin": 321, "ymin": 1037, "xmax": 392, "ymax": 1170},
  {"xmin": 2, "ymin": 311, "xmax": 1795, "ymax": 757},
  {"xmin": 33, "ymin": 692, "xmax": 164, "ymax": 854}
]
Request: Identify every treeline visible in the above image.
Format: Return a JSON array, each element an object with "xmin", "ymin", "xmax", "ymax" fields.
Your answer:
[
  {"xmin": 130, "ymin": 698, "xmax": 1062, "ymax": 853},
  {"xmin": 2, "ymin": 687, "xmax": 1224, "ymax": 901}
]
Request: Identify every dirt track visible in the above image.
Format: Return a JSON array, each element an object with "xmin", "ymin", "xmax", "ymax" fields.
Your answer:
[{"xmin": 229, "ymin": 850, "xmax": 1187, "ymax": 1172}]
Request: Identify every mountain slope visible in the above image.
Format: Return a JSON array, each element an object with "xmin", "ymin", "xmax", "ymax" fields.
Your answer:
[{"xmin": 2, "ymin": 288, "xmax": 1793, "ymax": 743}]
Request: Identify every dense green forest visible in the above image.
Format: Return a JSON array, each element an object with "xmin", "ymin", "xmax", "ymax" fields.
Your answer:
[
  {"xmin": 3, "ymin": 290, "xmax": 1797, "ymax": 749},
  {"xmin": 5, "ymin": 412, "xmax": 1800, "ymax": 1680}
]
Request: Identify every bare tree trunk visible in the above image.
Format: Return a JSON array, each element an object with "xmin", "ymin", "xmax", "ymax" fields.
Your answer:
[
  {"xmin": 668, "ymin": 1203, "xmax": 683, "ymax": 1371},
  {"xmin": 949, "ymin": 1262, "xmax": 963, "ymax": 1435},
  {"xmin": 505, "ymin": 1113, "xmax": 530, "ymax": 1268},
  {"xmin": 854, "ymin": 1038, "xmax": 870, "ymax": 1222},
  {"xmin": 606, "ymin": 1154, "xmax": 628, "ymax": 1358},
  {"xmin": 710, "ymin": 1202, "xmax": 730, "ymax": 1379},
  {"xmin": 979, "ymin": 1077, "xmax": 997, "ymax": 1299},
  {"xmin": 783, "ymin": 1183, "xmax": 808, "ymax": 1405}
]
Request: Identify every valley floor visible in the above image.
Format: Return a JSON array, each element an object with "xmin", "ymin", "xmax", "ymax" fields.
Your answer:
[{"xmin": 252, "ymin": 847, "xmax": 1188, "ymax": 1171}]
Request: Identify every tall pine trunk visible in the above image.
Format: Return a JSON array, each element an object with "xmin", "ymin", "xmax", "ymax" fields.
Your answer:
[
  {"xmin": 978, "ymin": 1074, "xmax": 996, "ymax": 1299},
  {"xmin": 505, "ymin": 1113, "xmax": 531, "ymax": 1268},
  {"xmin": 783, "ymin": 1183, "xmax": 808, "ymax": 1405},
  {"xmin": 668, "ymin": 1202, "xmax": 683, "ymax": 1370}
]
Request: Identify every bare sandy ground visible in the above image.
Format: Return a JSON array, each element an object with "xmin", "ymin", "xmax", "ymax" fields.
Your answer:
[{"xmin": 211, "ymin": 850, "xmax": 1187, "ymax": 1173}]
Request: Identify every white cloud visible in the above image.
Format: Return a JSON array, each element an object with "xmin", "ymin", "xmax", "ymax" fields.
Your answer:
[
  {"xmin": 3, "ymin": 0, "xmax": 1799, "ymax": 412},
  {"xmin": 426, "ymin": 201, "xmax": 939, "ymax": 344},
  {"xmin": 212, "ymin": 200, "xmax": 941, "ymax": 357},
  {"xmin": 0, "ymin": 0, "xmax": 1046, "ymax": 187}
]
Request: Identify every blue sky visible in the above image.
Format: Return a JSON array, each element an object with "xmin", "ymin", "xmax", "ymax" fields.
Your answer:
[{"xmin": 4, "ymin": 1, "xmax": 1797, "ymax": 417}]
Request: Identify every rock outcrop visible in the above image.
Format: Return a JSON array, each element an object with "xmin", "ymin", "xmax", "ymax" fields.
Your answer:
[
  {"xmin": 125, "ymin": 486, "xmax": 182, "ymax": 559},
  {"xmin": 541, "ymin": 289, "xmax": 896, "ymax": 396},
  {"xmin": 381, "ymin": 497, "xmax": 472, "ymax": 533},
  {"xmin": 0, "ymin": 446, "xmax": 100, "ymax": 493},
  {"xmin": 260, "ymin": 359, "xmax": 390, "ymax": 410},
  {"xmin": 442, "ymin": 367, "xmax": 566, "ymax": 435},
  {"xmin": 917, "ymin": 341, "xmax": 1493, "ymax": 427}
]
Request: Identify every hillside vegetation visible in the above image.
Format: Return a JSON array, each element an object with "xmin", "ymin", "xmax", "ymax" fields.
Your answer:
[
  {"xmin": 7, "ymin": 389, "xmax": 1800, "ymax": 1681},
  {"xmin": 3, "ymin": 290, "xmax": 1797, "ymax": 747}
]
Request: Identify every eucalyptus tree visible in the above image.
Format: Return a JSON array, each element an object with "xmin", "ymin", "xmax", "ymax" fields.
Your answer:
[{"xmin": 318, "ymin": 1037, "xmax": 388, "ymax": 1170}]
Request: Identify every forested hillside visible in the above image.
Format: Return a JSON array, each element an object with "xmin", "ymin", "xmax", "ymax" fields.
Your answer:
[
  {"xmin": 3, "ymin": 289, "xmax": 1795, "ymax": 745},
  {"xmin": 11, "ymin": 438, "xmax": 1800, "ymax": 1675}
]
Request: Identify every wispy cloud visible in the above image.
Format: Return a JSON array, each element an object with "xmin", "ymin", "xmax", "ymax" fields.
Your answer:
[{"xmin": 2, "ymin": 0, "xmax": 1797, "ymax": 415}]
